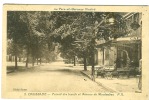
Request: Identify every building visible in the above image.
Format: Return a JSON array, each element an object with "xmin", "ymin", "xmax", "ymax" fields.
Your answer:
[{"xmin": 96, "ymin": 12, "xmax": 142, "ymax": 75}]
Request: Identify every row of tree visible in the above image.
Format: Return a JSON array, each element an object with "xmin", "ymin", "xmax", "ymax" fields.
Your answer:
[
  {"xmin": 48, "ymin": 12, "xmax": 127, "ymax": 81},
  {"xmin": 7, "ymin": 11, "xmax": 128, "ymax": 80},
  {"xmin": 7, "ymin": 11, "xmax": 57, "ymax": 69}
]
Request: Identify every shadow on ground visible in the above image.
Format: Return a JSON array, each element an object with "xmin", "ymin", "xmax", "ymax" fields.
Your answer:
[
  {"xmin": 7, "ymin": 65, "xmax": 83, "ymax": 77},
  {"xmin": 7, "ymin": 66, "xmax": 39, "ymax": 74},
  {"xmin": 40, "ymin": 68, "xmax": 83, "ymax": 76}
]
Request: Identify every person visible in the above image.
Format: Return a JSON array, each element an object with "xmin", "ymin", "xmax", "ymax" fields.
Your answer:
[
  {"xmin": 138, "ymin": 59, "xmax": 142, "ymax": 90},
  {"xmin": 135, "ymin": 59, "xmax": 142, "ymax": 93}
]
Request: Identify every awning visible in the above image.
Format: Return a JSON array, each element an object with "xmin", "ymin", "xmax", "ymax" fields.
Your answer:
[
  {"xmin": 96, "ymin": 40, "xmax": 113, "ymax": 48},
  {"xmin": 96, "ymin": 38, "xmax": 141, "ymax": 48}
]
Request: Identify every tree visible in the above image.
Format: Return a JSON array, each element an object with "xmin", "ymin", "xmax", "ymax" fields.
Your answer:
[
  {"xmin": 7, "ymin": 11, "xmax": 29, "ymax": 69},
  {"xmin": 50, "ymin": 12, "xmax": 101, "ymax": 71},
  {"xmin": 49, "ymin": 12, "xmax": 127, "ymax": 81},
  {"xmin": 7, "ymin": 11, "xmax": 128, "ymax": 79}
]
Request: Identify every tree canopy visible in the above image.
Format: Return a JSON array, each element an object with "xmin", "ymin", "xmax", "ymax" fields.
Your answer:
[{"xmin": 7, "ymin": 11, "xmax": 128, "ymax": 71}]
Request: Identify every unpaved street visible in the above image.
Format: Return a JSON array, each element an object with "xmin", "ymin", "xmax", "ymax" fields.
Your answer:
[{"xmin": 6, "ymin": 62, "xmax": 108, "ymax": 92}]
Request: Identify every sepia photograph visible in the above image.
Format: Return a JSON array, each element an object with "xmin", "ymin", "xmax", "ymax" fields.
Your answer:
[{"xmin": 2, "ymin": 5, "xmax": 149, "ymax": 99}]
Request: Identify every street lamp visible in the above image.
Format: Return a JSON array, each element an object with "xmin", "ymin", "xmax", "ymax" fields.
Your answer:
[{"xmin": 130, "ymin": 21, "xmax": 140, "ymax": 30}]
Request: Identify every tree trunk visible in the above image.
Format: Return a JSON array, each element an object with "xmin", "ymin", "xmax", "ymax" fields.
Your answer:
[
  {"xmin": 26, "ymin": 48, "xmax": 29, "ymax": 68},
  {"xmin": 32, "ymin": 56, "xmax": 35, "ymax": 66},
  {"xmin": 91, "ymin": 39, "xmax": 95, "ymax": 81},
  {"xmin": 91, "ymin": 53, "xmax": 95, "ymax": 81},
  {"xmin": 102, "ymin": 48, "xmax": 104, "ymax": 65},
  {"xmin": 25, "ymin": 12, "xmax": 32, "ymax": 68},
  {"xmin": 83, "ymin": 56, "xmax": 87, "ymax": 71},
  {"xmin": 74, "ymin": 56, "xmax": 76, "ymax": 66},
  {"xmin": 40, "ymin": 58, "xmax": 41, "ymax": 64},
  {"xmin": 26, "ymin": 56, "xmax": 28, "ymax": 68},
  {"xmin": 15, "ymin": 55, "xmax": 18, "ymax": 69}
]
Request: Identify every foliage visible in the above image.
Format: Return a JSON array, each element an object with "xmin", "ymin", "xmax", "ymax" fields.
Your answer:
[{"xmin": 7, "ymin": 11, "xmax": 128, "ymax": 67}]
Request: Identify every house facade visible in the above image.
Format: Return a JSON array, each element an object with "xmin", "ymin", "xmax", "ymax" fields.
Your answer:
[{"xmin": 96, "ymin": 12, "xmax": 142, "ymax": 71}]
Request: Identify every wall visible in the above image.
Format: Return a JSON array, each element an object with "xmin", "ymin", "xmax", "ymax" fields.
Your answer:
[{"xmin": 97, "ymin": 46, "xmax": 117, "ymax": 66}]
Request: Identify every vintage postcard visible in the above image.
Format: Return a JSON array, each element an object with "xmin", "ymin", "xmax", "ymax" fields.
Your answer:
[{"xmin": 2, "ymin": 5, "xmax": 149, "ymax": 99}]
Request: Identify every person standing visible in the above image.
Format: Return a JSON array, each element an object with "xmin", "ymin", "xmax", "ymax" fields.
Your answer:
[{"xmin": 136, "ymin": 59, "xmax": 142, "ymax": 93}]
